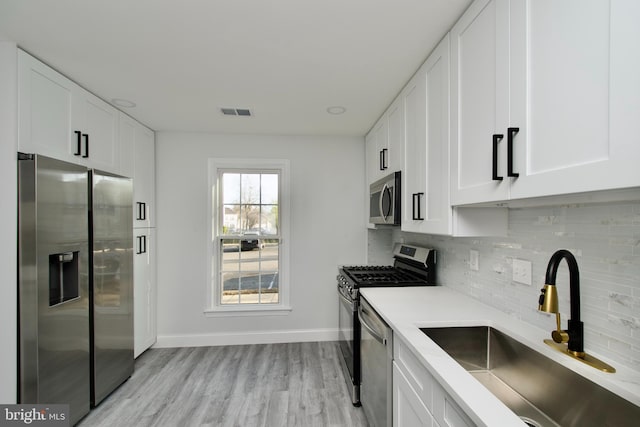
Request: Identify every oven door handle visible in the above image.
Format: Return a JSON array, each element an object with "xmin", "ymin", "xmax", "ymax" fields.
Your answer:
[
  {"xmin": 358, "ymin": 305, "xmax": 387, "ymax": 346},
  {"xmin": 337, "ymin": 286, "xmax": 356, "ymax": 311}
]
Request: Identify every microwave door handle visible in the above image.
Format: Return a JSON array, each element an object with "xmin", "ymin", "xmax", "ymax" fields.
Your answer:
[{"xmin": 379, "ymin": 183, "xmax": 389, "ymax": 222}]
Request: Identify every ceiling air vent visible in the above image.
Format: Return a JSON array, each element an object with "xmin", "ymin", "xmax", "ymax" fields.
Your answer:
[{"xmin": 221, "ymin": 107, "xmax": 252, "ymax": 117}]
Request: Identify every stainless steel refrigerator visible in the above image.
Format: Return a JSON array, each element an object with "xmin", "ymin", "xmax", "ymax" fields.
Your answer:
[{"xmin": 18, "ymin": 154, "xmax": 134, "ymax": 425}]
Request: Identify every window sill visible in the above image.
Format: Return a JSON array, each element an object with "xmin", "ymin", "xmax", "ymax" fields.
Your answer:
[{"xmin": 204, "ymin": 305, "xmax": 292, "ymax": 317}]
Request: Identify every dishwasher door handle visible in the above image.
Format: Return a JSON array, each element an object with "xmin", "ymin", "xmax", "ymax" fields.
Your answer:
[{"xmin": 358, "ymin": 305, "xmax": 387, "ymax": 346}]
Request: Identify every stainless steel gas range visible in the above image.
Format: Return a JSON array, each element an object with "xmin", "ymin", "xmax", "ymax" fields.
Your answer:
[{"xmin": 336, "ymin": 244, "xmax": 436, "ymax": 406}]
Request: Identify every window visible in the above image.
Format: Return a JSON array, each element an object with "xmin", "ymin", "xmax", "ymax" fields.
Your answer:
[{"xmin": 208, "ymin": 159, "xmax": 290, "ymax": 314}]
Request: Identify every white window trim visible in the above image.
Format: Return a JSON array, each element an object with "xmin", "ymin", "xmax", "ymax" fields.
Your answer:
[{"xmin": 206, "ymin": 158, "xmax": 291, "ymax": 314}]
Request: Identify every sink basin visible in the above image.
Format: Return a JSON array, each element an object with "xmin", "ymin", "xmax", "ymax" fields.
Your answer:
[{"xmin": 421, "ymin": 326, "xmax": 640, "ymax": 427}]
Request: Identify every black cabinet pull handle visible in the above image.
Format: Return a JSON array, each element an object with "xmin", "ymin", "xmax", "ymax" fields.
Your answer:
[
  {"xmin": 507, "ymin": 127, "xmax": 519, "ymax": 177},
  {"xmin": 379, "ymin": 150, "xmax": 383, "ymax": 170},
  {"xmin": 74, "ymin": 131, "xmax": 82, "ymax": 156},
  {"xmin": 382, "ymin": 148, "xmax": 388, "ymax": 170},
  {"xmin": 136, "ymin": 202, "xmax": 147, "ymax": 221},
  {"xmin": 136, "ymin": 235, "xmax": 147, "ymax": 255},
  {"xmin": 412, "ymin": 192, "xmax": 424, "ymax": 220},
  {"xmin": 492, "ymin": 134, "xmax": 504, "ymax": 181},
  {"xmin": 82, "ymin": 133, "xmax": 89, "ymax": 158}
]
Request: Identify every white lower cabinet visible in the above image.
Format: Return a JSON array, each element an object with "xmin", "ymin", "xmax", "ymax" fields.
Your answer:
[
  {"xmin": 134, "ymin": 228, "xmax": 157, "ymax": 357},
  {"xmin": 394, "ymin": 338, "xmax": 476, "ymax": 427},
  {"xmin": 432, "ymin": 382, "xmax": 475, "ymax": 427},
  {"xmin": 394, "ymin": 363, "xmax": 435, "ymax": 427}
]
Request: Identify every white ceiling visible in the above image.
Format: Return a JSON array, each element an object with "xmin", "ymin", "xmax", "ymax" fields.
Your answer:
[{"xmin": 0, "ymin": 0, "xmax": 471, "ymax": 136}]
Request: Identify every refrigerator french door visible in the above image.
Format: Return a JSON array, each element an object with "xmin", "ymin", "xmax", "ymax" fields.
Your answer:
[{"xmin": 89, "ymin": 170, "xmax": 134, "ymax": 406}]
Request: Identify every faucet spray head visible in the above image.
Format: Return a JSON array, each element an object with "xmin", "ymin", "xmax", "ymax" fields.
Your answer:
[{"xmin": 538, "ymin": 284, "xmax": 559, "ymax": 313}]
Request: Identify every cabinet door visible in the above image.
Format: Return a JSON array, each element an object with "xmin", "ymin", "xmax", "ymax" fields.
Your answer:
[
  {"xmin": 133, "ymin": 126, "xmax": 156, "ymax": 228},
  {"xmin": 394, "ymin": 363, "xmax": 434, "ymax": 427},
  {"xmin": 118, "ymin": 112, "xmax": 136, "ymax": 178},
  {"xmin": 403, "ymin": 35, "xmax": 452, "ymax": 235},
  {"xmin": 432, "ymin": 382, "xmax": 475, "ymax": 427},
  {"xmin": 386, "ymin": 96, "xmax": 404, "ymax": 174},
  {"xmin": 373, "ymin": 116, "xmax": 389, "ymax": 182},
  {"xmin": 134, "ymin": 228, "xmax": 156, "ymax": 358},
  {"xmin": 76, "ymin": 89, "xmax": 119, "ymax": 172},
  {"xmin": 366, "ymin": 129, "xmax": 379, "ymax": 186},
  {"xmin": 18, "ymin": 50, "xmax": 75, "ymax": 159},
  {"xmin": 450, "ymin": 0, "xmax": 511, "ymax": 205},
  {"xmin": 509, "ymin": 0, "xmax": 640, "ymax": 199}
]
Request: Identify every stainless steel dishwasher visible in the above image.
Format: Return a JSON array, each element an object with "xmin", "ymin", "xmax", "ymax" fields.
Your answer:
[{"xmin": 359, "ymin": 296, "xmax": 393, "ymax": 427}]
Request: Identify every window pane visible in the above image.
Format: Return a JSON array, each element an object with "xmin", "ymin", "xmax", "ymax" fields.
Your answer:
[
  {"xmin": 221, "ymin": 272, "xmax": 240, "ymax": 305},
  {"xmin": 222, "ymin": 206, "xmax": 240, "ymax": 234},
  {"xmin": 260, "ymin": 273, "xmax": 279, "ymax": 304},
  {"xmin": 222, "ymin": 173, "xmax": 240, "ymax": 204},
  {"xmin": 241, "ymin": 174, "xmax": 260, "ymax": 204},
  {"xmin": 240, "ymin": 204, "xmax": 260, "ymax": 232},
  {"xmin": 261, "ymin": 174, "xmax": 278, "ymax": 204},
  {"xmin": 221, "ymin": 240, "xmax": 240, "ymax": 270},
  {"xmin": 261, "ymin": 207, "xmax": 278, "ymax": 235}
]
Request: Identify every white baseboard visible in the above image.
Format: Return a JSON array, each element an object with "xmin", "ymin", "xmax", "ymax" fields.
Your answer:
[{"xmin": 154, "ymin": 328, "xmax": 340, "ymax": 349}]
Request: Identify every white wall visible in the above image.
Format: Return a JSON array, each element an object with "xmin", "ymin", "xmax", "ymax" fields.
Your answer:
[
  {"xmin": 155, "ymin": 132, "xmax": 366, "ymax": 347},
  {"xmin": 0, "ymin": 41, "xmax": 18, "ymax": 402},
  {"xmin": 369, "ymin": 201, "xmax": 640, "ymax": 371}
]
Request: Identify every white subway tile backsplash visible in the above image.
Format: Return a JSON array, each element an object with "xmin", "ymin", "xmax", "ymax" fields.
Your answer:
[{"xmin": 368, "ymin": 200, "xmax": 640, "ymax": 371}]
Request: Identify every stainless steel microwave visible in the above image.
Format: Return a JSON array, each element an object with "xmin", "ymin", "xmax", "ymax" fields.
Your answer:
[{"xmin": 369, "ymin": 171, "xmax": 401, "ymax": 225}]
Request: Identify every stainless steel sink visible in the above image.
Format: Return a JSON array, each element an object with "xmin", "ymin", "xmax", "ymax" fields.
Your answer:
[{"xmin": 421, "ymin": 326, "xmax": 640, "ymax": 427}]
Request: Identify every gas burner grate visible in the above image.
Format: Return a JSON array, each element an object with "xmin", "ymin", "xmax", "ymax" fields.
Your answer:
[{"xmin": 341, "ymin": 265, "xmax": 427, "ymax": 287}]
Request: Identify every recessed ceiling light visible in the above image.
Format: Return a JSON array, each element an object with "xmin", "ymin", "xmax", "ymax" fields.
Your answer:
[
  {"xmin": 327, "ymin": 106, "xmax": 346, "ymax": 115},
  {"xmin": 111, "ymin": 98, "xmax": 136, "ymax": 108}
]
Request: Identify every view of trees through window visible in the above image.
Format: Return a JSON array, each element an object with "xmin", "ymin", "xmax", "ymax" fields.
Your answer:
[{"xmin": 218, "ymin": 171, "xmax": 280, "ymax": 305}]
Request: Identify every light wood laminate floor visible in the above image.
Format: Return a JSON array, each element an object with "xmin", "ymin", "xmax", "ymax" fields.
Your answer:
[{"xmin": 78, "ymin": 342, "xmax": 369, "ymax": 427}]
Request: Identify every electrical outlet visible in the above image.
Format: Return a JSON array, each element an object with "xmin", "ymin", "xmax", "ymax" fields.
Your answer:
[
  {"xmin": 512, "ymin": 259, "xmax": 532, "ymax": 285},
  {"xmin": 469, "ymin": 250, "xmax": 479, "ymax": 271}
]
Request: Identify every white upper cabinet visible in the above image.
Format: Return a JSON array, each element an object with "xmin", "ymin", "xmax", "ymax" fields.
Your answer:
[
  {"xmin": 366, "ymin": 95, "xmax": 405, "ymax": 186},
  {"xmin": 451, "ymin": 0, "xmax": 640, "ymax": 205},
  {"xmin": 509, "ymin": 0, "xmax": 640, "ymax": 199},
  {"xmin": 402, "ymin": 35, "xmax": 452, "ymax": 235},
  {"xmin": 119, "ymin": 112, "xmax": 156, "ymax": 228},
  {"xmin": 18, "ymin": 50, "xmax": 119, "ymax": 173},
  {"xmin": 74, "ymin": 88, "xmax": 119, "ymax": 172},
  {"xmin": 450, "ymin": 0, "xmax": 511, "ymax": 205},
  {"xmin": 18, "ymin": 50, "xmax": 75, "ymax": 161},
  {"xmin": 133, "ymin": 120, "xmax": 156, "ymax": 229}
]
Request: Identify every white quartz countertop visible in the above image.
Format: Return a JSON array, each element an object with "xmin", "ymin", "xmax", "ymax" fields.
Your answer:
[{"xmin": 360, "ymin": 286, "xmax": 640, "ymax": 427}]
